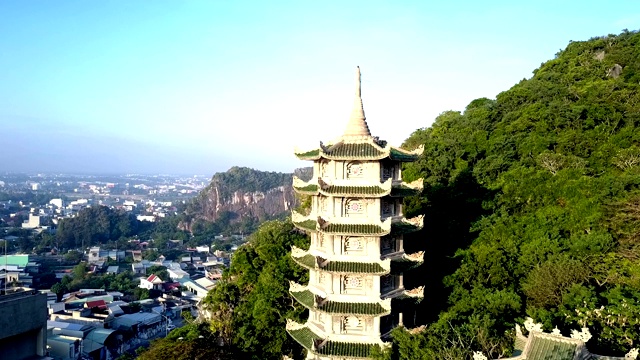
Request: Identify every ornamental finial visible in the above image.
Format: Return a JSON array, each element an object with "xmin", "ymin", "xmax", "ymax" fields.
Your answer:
[{"xmin": 343, "ymin": 66, "xmax": 372, "ymax": 139}]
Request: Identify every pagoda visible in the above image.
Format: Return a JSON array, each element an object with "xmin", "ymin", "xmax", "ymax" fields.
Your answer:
[{"xmin": 286, "ymin": 67, "xmax": 425, "ymax": 360}]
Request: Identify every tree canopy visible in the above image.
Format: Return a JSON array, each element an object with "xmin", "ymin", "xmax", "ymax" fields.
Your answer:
[{"xmin": 385, "ymin": 30, "xmax": 640, "ymax": 358}]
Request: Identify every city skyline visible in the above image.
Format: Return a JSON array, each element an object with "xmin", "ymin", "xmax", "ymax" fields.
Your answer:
[{"xmin": 1, "ymin": 0, "xmax": 638, "ymax": 175}]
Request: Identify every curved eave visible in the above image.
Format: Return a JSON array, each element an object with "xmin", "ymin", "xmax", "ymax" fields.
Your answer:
[
  {"xmin": 390, "ymin": 252, "xmax": 424, "ymax": 274},
  {"xmin": 290, "ymin": 287, "xmax": 391, "ymax": 316},
  {"xmin": 294, "ymin": 142, "xmax": 423, "ymax": 162},
  {"xmin": 390, "ymin": 215, "xmax": 424, "ymax": 235},
  {"xmin": 293, "ymin": 177, "xmax": 394, "ymax": 198},
  {"xmin": 387, "ymin": 286, "xmax": 425, "ymax": 306},
  {"xmin": 286, "ymin": 321, "xmax": 380, "ymax": 359},
  {"xmin": 388, "ymin": 145, "xmax": 424, "ymax": 162},
  {"xmin": 389, "ymin": 179, "xmax": 424, "ymax": 197},
  {"xmin": 291, "ymin": 248, "xmax": 391, "ymax": 275},
  {"xmin": 291, "ymin": 212, "xmax": 392, "ymax": 236}
]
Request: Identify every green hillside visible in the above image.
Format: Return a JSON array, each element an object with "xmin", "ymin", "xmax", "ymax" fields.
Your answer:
[{"xmin": 396, "ymin": 29, "xmax": 640, "ymax": 358}]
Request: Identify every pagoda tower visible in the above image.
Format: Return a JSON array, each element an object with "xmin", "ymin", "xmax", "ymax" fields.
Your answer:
[{"xmin": 287, "ymin": 67, "xmax": 425, "ymax": 360}]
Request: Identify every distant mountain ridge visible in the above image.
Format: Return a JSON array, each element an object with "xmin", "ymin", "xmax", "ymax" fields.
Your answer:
[{"xmin": 185, "ymin": 166, "xmax": 312, "ymax": 224}]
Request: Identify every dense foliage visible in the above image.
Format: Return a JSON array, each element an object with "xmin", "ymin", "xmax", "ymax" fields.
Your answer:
[
  {"xmin": 383, "ymin": 30, "xmax": 640, "ymax": 358},
  {"xmin": 56, "ymin": 205, "xmax": 150, "ymax": 248},
  {"xmin": 201, "ymin": 220, "xmax": 309, "ymax": 359},
  {"xmin": 133, "ymin": 321, "xmax": 236, "ymax": 360}
]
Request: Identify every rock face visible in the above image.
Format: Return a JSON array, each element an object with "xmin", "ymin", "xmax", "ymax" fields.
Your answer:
[{"xmin": 187, "ymin": 166, "xmax": 312, "ymax": 223}]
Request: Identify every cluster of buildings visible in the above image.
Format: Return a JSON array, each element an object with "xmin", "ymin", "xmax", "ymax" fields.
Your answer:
[
  {"xmin": 0, "ymin": 286, "xmax": 194, "ymax": 360},
  {"xmin": 0, "ymin": 242, "xmax": 229, "ymax": 360}
]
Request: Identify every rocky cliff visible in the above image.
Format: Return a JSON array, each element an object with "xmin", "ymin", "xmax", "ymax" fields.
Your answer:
[{"xmin": 186, "ymin": 166, "xmax": 312, "ymax": 223}]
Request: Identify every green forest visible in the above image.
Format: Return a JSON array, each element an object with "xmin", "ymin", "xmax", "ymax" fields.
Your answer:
[{"xmin": 135, "ymin": 31, "xmax": 640, "ymax": 359}]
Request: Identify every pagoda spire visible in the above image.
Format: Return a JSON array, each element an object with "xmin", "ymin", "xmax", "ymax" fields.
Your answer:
[{"xmin": 343, "ymin": 66, "xmax": 372, "ymax": 139}]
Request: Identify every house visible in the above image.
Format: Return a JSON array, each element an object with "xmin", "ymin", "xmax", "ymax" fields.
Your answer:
[
  {"xmin": 131, "ymin": 262, "xmax": 145, "ymax": 275},
  {"xmin": 106, "ymin": 266, "xmax": 120, "ymax": 275},
  {"xmin": 21, "ymin": 214, "xmax": 41, "ymax": 229},
  {"xmin": 139, "ymin": 274, "xmax": 163, "ymax": 291}
]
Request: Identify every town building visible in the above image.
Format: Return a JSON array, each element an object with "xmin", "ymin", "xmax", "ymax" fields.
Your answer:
[
  {"xmin": 0, "ymin": 288, "xmax": 49, "ymax": 360},
  {"xmin": 286, "ymin": 68, "xmax": 425, "ymax": 359}
]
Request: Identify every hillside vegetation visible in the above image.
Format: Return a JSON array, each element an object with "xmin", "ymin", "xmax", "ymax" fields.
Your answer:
[{"xmin": 392, "ymin": 30, "xmax": 640, "ymax": 358}]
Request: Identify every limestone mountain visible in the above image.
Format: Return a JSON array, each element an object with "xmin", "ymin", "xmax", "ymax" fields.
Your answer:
[{"xmin": 185, "ymin": 166, "xmax": 312, "ymax": 225}]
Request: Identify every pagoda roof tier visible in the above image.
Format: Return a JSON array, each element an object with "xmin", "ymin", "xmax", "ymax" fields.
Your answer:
[
  {"xmin": 291, "ymin": 246, "xmax": 391, "ymax": 275},
  {"xmin": 289, "ymin": 282, "xmax": 391, "ymax": 316},
  {"xmin": 291, "ymin": 212, "xmax": 424, "ymax": 236},
  {"xmin": 389, "ymin": 215, "xmax": 424, "ymax": 235},
  {"xmin": 383, "ymin": 286, "xmax": 425, "ymax": 307},
  {"xmin": 292, "ymin": 177, "xmax": 423, "ymax": 198},
  {"xmin": 294, "ymin": 138, "xmax": 423, "ymax": 162},
  {"xmin": 389, "ymin": 252, "xmax": 424, "ymax": 274},
  {"xmin": 286, "ymin": 320, "xmax": 383, "ymax": 359},
  {"xmin": 389, "ymin": 179, "xmax": 424, "ymax": 197},
  {"xmin": 292, "ymin": 212, "xmax": 391, "ymax": 236}
]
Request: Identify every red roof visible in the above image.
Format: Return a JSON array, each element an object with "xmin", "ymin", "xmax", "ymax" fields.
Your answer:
[
  {"xmin": 162, "ymin": 282, "xmax": 180, "ymax": 291},
  {"xmin": 85, "ymin": 300, "xmax": 107, "ymax": 310}
]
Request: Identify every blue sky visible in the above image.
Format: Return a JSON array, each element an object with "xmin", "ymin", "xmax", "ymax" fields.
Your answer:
[{"xmin": 1, "ymin": 1, "xmax": 638, "ymax": 175}]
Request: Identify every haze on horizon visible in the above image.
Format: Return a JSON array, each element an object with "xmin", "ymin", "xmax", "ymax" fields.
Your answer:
[{"xmin": 1, "ymin": 1, "xmax": 638, "ymax": 176}]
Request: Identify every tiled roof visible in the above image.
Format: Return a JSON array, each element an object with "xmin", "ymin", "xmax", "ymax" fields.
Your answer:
[
  {"xmin": 287, "ymin": 324, "xmax": 379, "ymax": 359},
  {"xmin": 292, "ymin": 218, "xmax": 389, "ymax": 236},
  {"xmin": 326, "ymin": 142, "xmax": 385, "ymax": 159},
  {"xmin": 390, "ymin": 220, "xmax": 423, "ymax": 235},
  {"xmin": 290, "ymin": 289, "xmax": 390, "ymax": 316},
  {"xmin": 295, "ymin": 149, "xmax": 320, "ymax": 159},
  {"xmin": 390, "ymin": 256, "xmax": 423, "ymax": 274},
  {"xmin": 525, "ymin": 333, "xmax": 579, "ymax": 360},
  {"xmin": 389, "ymin": 147, "xmax": 420, "ymax": 161},
  {"xmin": 291, "ymin": 253, "xmax": 316, "ymax": 268},
  {"xmin": 322, "ymin": 185, "xmax": 387, "ymax": 196},
  {"xmin": 293, "ymin": 183, "xmax": 390, "ymax": 197},
  {"xmin": 390, "ymin": 184, "xmax": 422, "ymax": 197},
  {"xmin": 293, "ymin": 219, "xmax": 317, "ymax": 232},
  {"xmin": 291, "ymin": 254, "xmax": 389, "ymax": 275},
  {"xmin": 293, "ymin": 184, "xmax": 319, "ymax": 194},
  {"xmin": 294, "ymin": 142, "xmax": 423, "ymax": 162},
  {"xmin": 317, "ymin": 341, "xmax": 378, "ymax": 358},
  {"xmin": 287, "ymin": 324, "xmax": 320, "ymax": 350},
  {"xmin": 322, "ymin": 223, "xmax": 386, "ymax": 235},
  {"xmin": 324, "ymin": 260, "xmax": 387, "ymax": 274}
]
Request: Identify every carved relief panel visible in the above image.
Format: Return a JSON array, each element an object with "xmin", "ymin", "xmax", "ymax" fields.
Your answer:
[
  {"xmin": 346, "ymin": 161, "xmax": 365, "ymax": 179},
  {"xmin": 344, "ymin": 198, "xmax": 365, "ymax": 217},
  {"xmin": 341, "ymin": 274, "xmax": 366, "ymax": 295}
]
